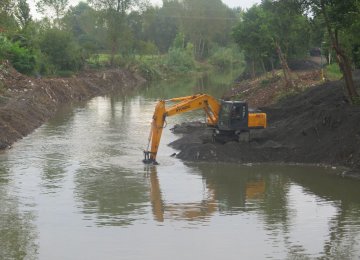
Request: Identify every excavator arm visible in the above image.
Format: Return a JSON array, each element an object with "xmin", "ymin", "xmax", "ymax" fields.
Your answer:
[{"xmin": 143, "ymin": 94, "xmax": 221, "ymax": 164}]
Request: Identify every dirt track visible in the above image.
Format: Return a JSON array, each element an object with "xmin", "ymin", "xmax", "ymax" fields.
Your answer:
[
  {"xmin": 0, "ymin": 61, "xmax": 146, "ymax": 149},
  {"xmin": 170, "ymin": 74, "xmax": 360, "ymax": 179}
]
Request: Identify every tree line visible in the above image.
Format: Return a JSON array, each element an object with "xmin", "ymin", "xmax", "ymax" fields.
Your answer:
[
  {"xmin": 0, "ymin": 0, "xmax": 240, "ymax": 76},
  {"xmin": 0, "ymin": 0, "xmax": 359, "ymax": 101},
  {"xmin": 233, "ymin": 0, "xmax": 360, "ymax": 102}
]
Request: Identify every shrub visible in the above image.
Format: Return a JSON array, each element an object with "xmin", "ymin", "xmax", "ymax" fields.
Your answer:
[
  {"xmin": 39, "ymin": 29, "xmax": 85, "ymax": 72},
  {"xmin": 165, "ymin": 47, "xmax": 195, "ymax": 73},
  {"xmin": 0, "ymin": 35, "xmax": 36, "ymax": 74},
  {"xmin": 325, "ymin": 63, "xmax": 342, "ymax": 80},
  {"xmin": 136, "ymin": 59, "xmax": 161, "ymax": 80},
  {"xmin": 209, "ymin": 47, "xmax": 244, "ymax": 70}
]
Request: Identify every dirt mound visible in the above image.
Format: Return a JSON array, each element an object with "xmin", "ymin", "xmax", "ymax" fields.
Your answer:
[
  {"xmin": 0, "ymin": 61, "xmax": 146, "ymax": 149},
  {"xmin": 224, "ymin": 70, "xmax": 323, "ymax": 108},
  {"xmin": 170, "ymin": 75, "xmax": 360, "ymax": 178}
]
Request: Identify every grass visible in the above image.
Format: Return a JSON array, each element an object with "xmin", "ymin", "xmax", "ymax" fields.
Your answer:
[{"xmin": 325, "ymin": 63, "xmax": 342, "ymax": 81}]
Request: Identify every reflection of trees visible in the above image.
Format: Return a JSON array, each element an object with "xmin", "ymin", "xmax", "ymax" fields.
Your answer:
[
  {"xmin": 40, "ymin": 152, "xmax": 66, "ymax": 193},
  {"xmin": 195, "ymin": 164, "xmax": 290, "ymax": 220},
  {"xmin": 74, "ymin": 167, "xmax": 148, "ymax": 226},
  {"xmin": 0, "ymin": 167, "xmax": 38, "ymax": 260},
  {"xmin": 289, "ymin": 171, "xmax": 360, "ymax": 258},
  {"xmin": 192, "ymin": 164, "xmax": 360, "ymax": 258}
]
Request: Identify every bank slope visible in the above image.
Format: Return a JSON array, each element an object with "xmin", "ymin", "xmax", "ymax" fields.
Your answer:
[
  {"xmin": 0, "ymin": 62, "xmax": 146, "ymax": 149},
  {"xmin": 170, "ymin": 76, "xmax": 360, "ymax": 178}
]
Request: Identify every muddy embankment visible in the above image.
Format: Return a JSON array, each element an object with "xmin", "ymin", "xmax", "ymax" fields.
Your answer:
[
  {"xmin": 170, "ymin": 72, "xmax": 360, "ymax": 179},
  {"xmin": 0, "ymin": 61, "xmax": 146, "ymax": 149}
]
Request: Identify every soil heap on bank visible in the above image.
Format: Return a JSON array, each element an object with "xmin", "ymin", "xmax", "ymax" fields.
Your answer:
[{"xmin": 170, "ymin": 74, "xmax": 360, "ymax": 177}]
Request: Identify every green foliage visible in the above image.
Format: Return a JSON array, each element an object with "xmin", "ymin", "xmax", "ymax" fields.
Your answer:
[
  {"xmin": 134, "ymin": 59, "xmax": 161, "ymax": 81},
  {"xmin": 165, "ymin": 46, "xmax": 195, "ymax": 73},
  {"xmin": 62, "ymin": 2, "xmax": 106, "ymax": 54},
  {"xmin": 16, "ymin": 0, "xmax": 32, "ymax": 28},
  {"xmin": 39, "ymin": 28, "xmax": 84, "ymax": 72},
  {"xmin": 0, "ymin": 35, "xmax": 36, "ymax": 74},
  {"xmin": 56, "ymin": 70, "xmax": 74, "ymax": 77},
  {"xmin": 352, "ymin": 96, "xmax": 360, "ymax": 106},
  {"xmin": 36, "ymin": 0, "xmax": 69, "ymax": 20},
  {"xmin": 233, "ymin": 1, "xmax": 311, "ymax": 76},
  {"xmin": 209, "ymin": 47, "xmax": 244, "ymax": 70},
  {"xmin": 172, "ymin": 32, "xmax": 185, "ymax": 49},
  {"xmin": 141, "ymin": 4, "xmax": 180, "ymax": 53},
  {"xmin": 135, "ymin": 41, "xmax": 158, "ymax": 56},
  {"xmin": 325, "ymin": 63, "xmax": 342, "ymax": 80}
]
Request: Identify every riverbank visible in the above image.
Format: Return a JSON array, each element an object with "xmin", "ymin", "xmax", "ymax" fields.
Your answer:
[
  {"xmin": 169, "ymin": 73, "xmax": 360, "ymax": 179},
  {"xmin": 0, "ymin": 61, "xmax": 146, "ymax": 149}
]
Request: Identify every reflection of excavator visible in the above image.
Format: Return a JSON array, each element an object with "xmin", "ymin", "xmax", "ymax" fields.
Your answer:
[
  {"xmin": 143, "ymin": 94, "xmax": 267, "ymax": 164},
  {"xmin": 147, "ymin": 166, "xmax": 266, "ymax": 222},
  {"xmin": 149, "ymin": 166, "xmax": 217, "ymax": 222}
]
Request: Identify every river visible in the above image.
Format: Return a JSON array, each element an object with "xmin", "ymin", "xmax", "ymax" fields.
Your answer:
[{"xmin": 0, "ymin": 72, "xmax": 360, "ymax": 259}]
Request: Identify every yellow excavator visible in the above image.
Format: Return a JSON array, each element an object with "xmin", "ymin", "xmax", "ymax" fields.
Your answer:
[{"xmin": 143, "ymin": 94, "xmax": 267, "ymax": 164}]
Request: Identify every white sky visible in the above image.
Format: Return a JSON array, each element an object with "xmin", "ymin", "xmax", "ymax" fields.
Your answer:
[{"xmin": 28, "ymin": 0, "xmax": 261, "ymax": 18}]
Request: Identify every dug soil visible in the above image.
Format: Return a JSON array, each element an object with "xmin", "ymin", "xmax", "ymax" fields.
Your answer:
[
  {"xmin": 170, "ymin": 71, "xmax": 360, "ymax": 179},
  {"xmin": 0, "ymin": 61, "xmax": 145, "ymax": 149}
]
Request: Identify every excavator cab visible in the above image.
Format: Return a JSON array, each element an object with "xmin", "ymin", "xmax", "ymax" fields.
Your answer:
[{"xmin": 218, "ymin": 101, "xmax": 249, "ymax": 132}]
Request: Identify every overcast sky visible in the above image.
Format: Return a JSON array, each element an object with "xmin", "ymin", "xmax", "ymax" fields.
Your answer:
[{"xmin": 29, "ymin": 0, "xmax": 261, "ymax": 18}]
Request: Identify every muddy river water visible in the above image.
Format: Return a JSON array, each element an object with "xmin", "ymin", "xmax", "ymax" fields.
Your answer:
[{"xmin": 1, "ymin": 74, "xmax": 360, "ymax": 259}]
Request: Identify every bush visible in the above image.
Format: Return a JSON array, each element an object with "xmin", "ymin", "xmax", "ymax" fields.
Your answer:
[
  {"xmin": 209, "ymin": 47, "xmax": 244, "ymax": 70},
  {"xmin": 0, "ymin": 35, "xmax": 36, "ymax": 74},
  {"xmin": 325, "ymin": 63, "xmax": 342, "ymax": 80},
  {"xmin": 39, "ymin": 29, "xmax": 85, "ymax": 72},
  {"xmin": 165, "ymin": 47, "xmax": 195, "ymax": 73},
  {"xmin": 136, "ymin": 59, "xmax": 161, "ymax": 80}
]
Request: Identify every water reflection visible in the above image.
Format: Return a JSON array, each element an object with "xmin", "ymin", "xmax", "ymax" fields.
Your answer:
[
  {"xmin": 0, "ymin": 165, "xmax": 38, "ymax": 260},
  {"xmin": 142, "ymin": 71, "xmax": 240, "ymax": 100},
  {"xmin": 74, "ymin": 166, "xmax": 148, "ymax": 226},
  {"xmin": 145, "ymin": 163, "xmax": 360, "ymax": 258},
  {"xmin": 1, "ymin": 70, "xmax": 359, "ymax": 259},
  {"xmin": 289, "ymin": 171, "xmax": 360, "ymax": 258},
  {"xmin": 147, "ymin": 165, "xmax": 217, "ymax": 223}
]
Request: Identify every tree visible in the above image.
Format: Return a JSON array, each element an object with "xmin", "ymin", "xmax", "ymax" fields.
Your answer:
[
  {"xmin": 0, "ymin": 0, "xmax": 18, "ymax": 31},
  {"xmin": 88, "ymin": 0, "xmax": 147, "ymax": 65},
  {"xmin": 261, "ymin": 0, "xmax": 310, "ymax": 89},
  {"xmin": 16, "ymin": 0, "xmax": 31, "ymax": 28},
  {"xmin": 300, "ymin": 0, "xmax": 359, "ymax": 102},
  {"xmin": 233, "ymin": 1, "xmax": 311, "ymax": 87},
  {"xmin": 36, "ymin": 0, "xmax": 69, "ymax": 24},
  {"xmin": 39, "ymin": 28, "xmax": 84, "ymax": 72},
  {"xmin": 141, "ymin": 2, "xmax": 181, "ymax": 53},
  {"xmin": 232, "ymin": 5, "xmax": 272, "ymax": 78},
  {"xmin": 63, "ymin": 3, "xmax": 106, "ymax": 54},
  {"xmin": 181, "ymin": 0, "xmax": 237, "ymax": 59}
]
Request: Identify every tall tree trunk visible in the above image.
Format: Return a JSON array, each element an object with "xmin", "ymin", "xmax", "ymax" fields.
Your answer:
[
  {"xmin": 270, "ymin": 57, "xmax": 275, "ymax": 77},
  {"xmin": 275, "ymin": 41, "xmax": 294, "ymax": 90},
  {"xmin": 261, "ymin": 59, "xmax": 266, "ymax": 74},
  {"xmin": 200, "ymin": 38, "xmax": 205, "ymax": 60},
  {"xmin": 251, "ymin": 57, "xmax": 256, "ymax": 79},
  {"xmin": 320, "ymin": 0, "xmax": 359, "ymax": 102},
  {"xmin": 197, "ymin": 38, "xmax": 202, "ymax": 60},
  {"xmin": 110, "ymin": 38, "xmax": 117, "ymax": 66}
]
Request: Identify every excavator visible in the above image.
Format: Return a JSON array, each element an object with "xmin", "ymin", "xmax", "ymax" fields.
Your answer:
[{"xmin": 143, "ymin": 94, "xmax": 267, "ymax": 164}]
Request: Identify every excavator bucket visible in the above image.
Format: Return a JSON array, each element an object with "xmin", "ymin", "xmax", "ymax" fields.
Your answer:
[{"xmin": 143, "ymin": 151, "xmax": 159, "ymax": 165}]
